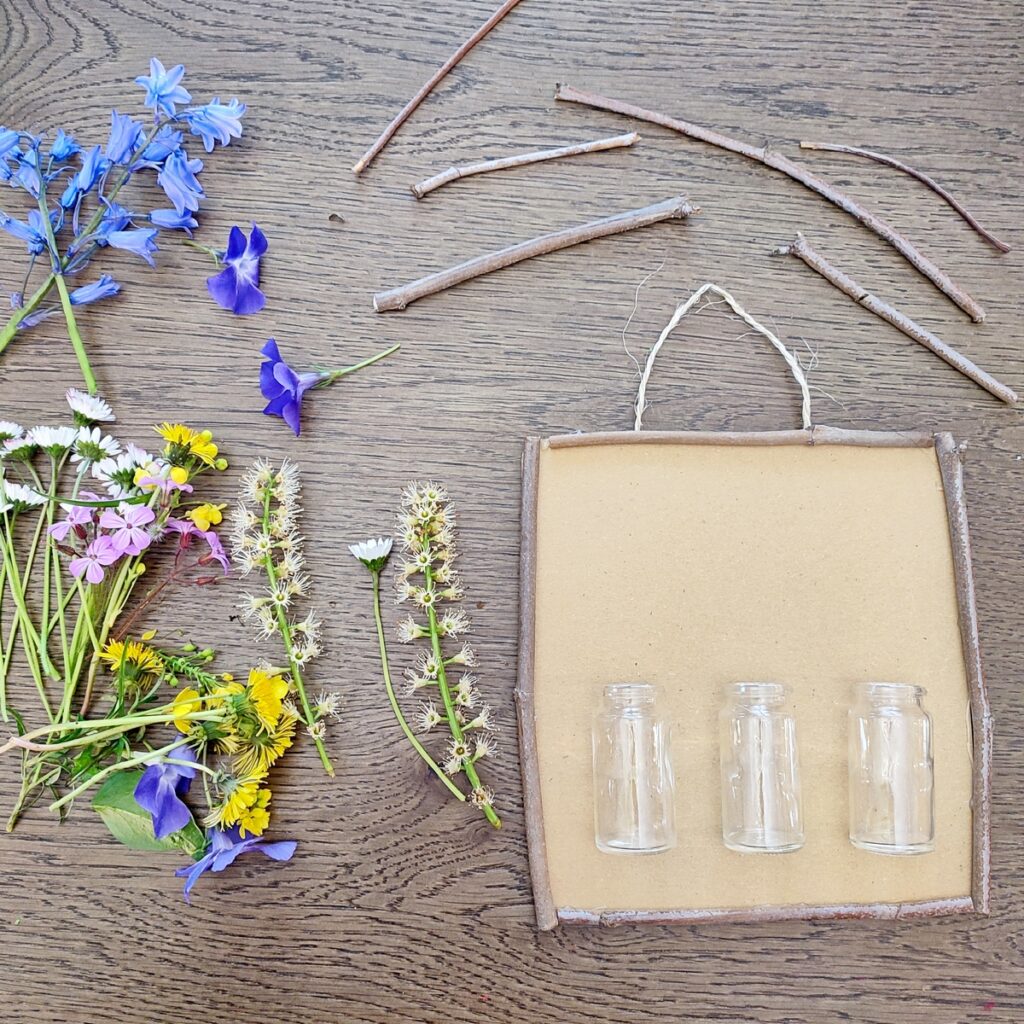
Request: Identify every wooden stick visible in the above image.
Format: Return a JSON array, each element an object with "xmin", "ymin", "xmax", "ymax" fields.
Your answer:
[
  {"xmin": 799, "ymin": 141, "xmax": 1011, "ymax": 253},
  {"xmin": 410, "ymin": 131, "xmax": 640, "ymax": 198},
  {"xmin": 374, "ymin": 195, "xmax": 698, "ymax": 312},
  {"xmin": 352, "ymin": 0, "xmax": 524, "ymax": 176},
  {"xmin": 773, "ymin": 233, "xmax": 1017, "ymax": 405},
  {"xmin": 554, "ymin": 84, "xmax": 987, "ymax": 323}
]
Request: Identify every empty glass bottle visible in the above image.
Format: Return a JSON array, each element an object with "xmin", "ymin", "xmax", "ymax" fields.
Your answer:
[
  {"xmin": 848, "ymin": 682, "xmax": 934, "ymax": 855},
  {"xmin": 592, "ymin": 683, "xmax": 676, "ymax": 854},
  {"xmin": 719, "ymin": 682, "xmax": 804, "ymax": 853}
]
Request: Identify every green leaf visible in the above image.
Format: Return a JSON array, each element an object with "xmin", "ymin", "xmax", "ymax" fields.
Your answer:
[{"xmin": 91, "ymin": 769, "xmax": 206, "ymax": 857}]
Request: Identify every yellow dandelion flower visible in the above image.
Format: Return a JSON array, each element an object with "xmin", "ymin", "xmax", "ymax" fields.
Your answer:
[
  {"xmin": 234, "ymin": 710, "xmax": 297, "ymax": 777},
  {"xmin": 186, "ymin": 502, "xmax": 227, "ymax": 532},
  {"xmin": 99, "ymin": 639, "xmax": 163, "ymax": 680},
  {"xmin": 205, "ymin": 774, "xmax": 263, "ymax": 829},
  {"xmin": 236, "ymin": 788, "xmax": 272, "ymax": 838},
  {"xmin": 246, "ymin": 667, "xmax": 289, "ymax": 730}
]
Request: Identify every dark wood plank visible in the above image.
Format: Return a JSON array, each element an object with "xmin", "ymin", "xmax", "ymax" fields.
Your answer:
[{"xmin": 0, "ymin": 1, "xmax": 1021, "ymax": 1021}]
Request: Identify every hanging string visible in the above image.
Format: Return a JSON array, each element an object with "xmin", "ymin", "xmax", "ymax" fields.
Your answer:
[{"xmin": 633, "ymin": 283, "xmax": 813, "ymax": 431}]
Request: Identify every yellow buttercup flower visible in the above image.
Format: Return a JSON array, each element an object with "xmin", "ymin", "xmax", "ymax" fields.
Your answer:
[
  {"xmin": 236, "ymin": 788, "xmax": 272, "ymax": 838},
  {"xmin": 172, "ymin": 687, "xmax": 203, "ymax": 733},
  {"xmin": 133, "ymin": 462, "xmax": 189, "ymax": 489},
  {"xmin": 154, "ymin": 422, "xmax": 219, "ymax": 467},
  {"xmin": 234, "ymin": 710, "xmax": 297, "ymax": 777},
  {"xmin": 186, "ymin": 502, "xmax": 226, "ymax": 531},
  {"xmin": 247, "ymin": 667, "xmax": 289, "ymax": 730},
  {"xmin": 99, "ymin": 639, "xmax": 163, "ymax": 680}
]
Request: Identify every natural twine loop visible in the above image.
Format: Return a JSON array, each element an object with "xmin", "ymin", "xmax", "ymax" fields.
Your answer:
[{"xmin": 633, "ymin": 282, "xmax": 812, "ymax": 431}]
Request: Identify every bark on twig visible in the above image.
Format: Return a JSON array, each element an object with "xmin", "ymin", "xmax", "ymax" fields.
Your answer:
[
  {"xmin": 352, "ymin": 0, "xmax": 524, "ymax": 176},
  {"xmin": 410, "ymin": 132, "xmax": 640, "ymax": 198},
  {"xmin": 773, "ymin": 233, "xmax": 1017, "ymax": 405},
  {"xmin": 800, "ymin": 141, "xmax": 1011, "ymax": 253},
  {"xmin": 554, "ymin": 84, "xmax": 987, "ymax": 323},
  {"xmin": 374, "ymin": 195, "xmax": 698, "ymax": 312}
]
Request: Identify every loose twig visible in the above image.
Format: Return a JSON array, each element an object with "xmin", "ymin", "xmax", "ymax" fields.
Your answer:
[
  {"xmin": 352, "ymin": 0, "xmax": 524, "ymax": 175},
  {"xmin": 554, "ymin": 84, "xmax": 986, "ymax": 323},
  {"xmin": 800, "ymin": 141, "xmax": 1011, "ymax": 254},
  {"xmin": 410, "ymin": 131, "xmax": 640, "ymax": 198},
  {"xmin": 374, "ymin": 196, "xmax": 698, "ymax": 312},
  {"xmin": 773, "ymin": 233, "xmax": 1017, "ymax": 405}
]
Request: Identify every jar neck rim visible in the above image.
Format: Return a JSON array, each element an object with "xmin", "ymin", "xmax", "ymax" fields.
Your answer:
[
  {"xmin": 602, "ymin": 682, "xmax": 658, "ymax": 706},
  {"xmin": 855, "ymin": 681, "xmax": 927, "ymax": 702},
  {"xmin": 724, "ymin": 681, "xmax": 787, "ymax": 704}
]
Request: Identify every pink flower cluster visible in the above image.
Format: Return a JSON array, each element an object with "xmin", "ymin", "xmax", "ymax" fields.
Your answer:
[{"xmin": 49, "ymin": 499, "xmax": 156, "ymax": 584}]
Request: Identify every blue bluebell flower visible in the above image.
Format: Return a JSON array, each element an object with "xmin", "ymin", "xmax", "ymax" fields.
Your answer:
[
  {"xmin": 49, "ymin": 128, "xmax": 80, "ymax": 162},
  {"xmin": 0, "ymin": 210, "xmax": 51, "ymax": 255},
  {"xmin": 156, "ymin": 147, "xmax": 204, "ymax": 214},
  {"xmin": 0, "ymin": 128, "xmax": 18, "ymax": 160},
  {"xmin": 149, "ymin": 208, "xmax": 198, "ymax": 235},
  {"xmin": 103, "ymin": 227, "xmax": 158, "ymax": 265},
  {"xmin": 11, "ymin": 148, "xmax": 43, "ymax": 198},
  {"xmin": 105, "ymin": 111, "xmax": 143, "ymax": 165},
  {"xmin": 60, "ymin": 145, "xmax": 109, "ymax": 208},
  {"xmin": 134, "ymin": 744, "xmax": 197, "ymax": 839},
  {"xmin": 69, "ymin": 275, "xmax": 121, "ymax": 306},
  {"xmin": 135, "ymin": 58, "xmax": 191, "ymax": 118},
  {"xmin": 174, "ymin": 826, "xmax": 296, "ymax": 903},
  {"xmin": 207, "ymin": 223, "xmax": 267, "ymax": 315},
  {"xmin": 136, "ymin": 124, "xmax": 182, "ymax": 166},
  {"xmin": 183, "ymin": 97, "xmax": 246, "ymax": 152},
  {"xmin": 89, "ymin": 202, "xmax": 132, "ymax": 242}
]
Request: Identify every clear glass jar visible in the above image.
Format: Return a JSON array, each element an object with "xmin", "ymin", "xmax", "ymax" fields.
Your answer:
[
  {"xmin": 592, "ymin": 683, "xmax": 676, "ymax": 854},
  {"xmin": 719, "ymin": 682, "xmax": 804, "ymax": 853},
  {"xmin": 848, "ymin": 682, "xmax": 934, "ymax": 855}
]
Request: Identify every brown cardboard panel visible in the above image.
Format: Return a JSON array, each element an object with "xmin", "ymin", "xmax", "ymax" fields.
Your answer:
[{"xmin": 525, "ymin": 434, "xmax": 977, "ymax": 920}]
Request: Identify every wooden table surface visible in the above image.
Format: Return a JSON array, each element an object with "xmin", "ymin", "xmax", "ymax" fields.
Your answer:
[{"xmin": 1, "ymin": 1, "xmax": 1021, "ymax": 1021}]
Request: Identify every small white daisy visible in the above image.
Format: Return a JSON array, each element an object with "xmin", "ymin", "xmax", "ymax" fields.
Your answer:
[
  {"xmin": 0, "ymin": 480, "xmax": 45, "ymax": 511},
  {"xmin": 348, "ymin": 536, "xmax": 393, "ymax": 571},
  {"xmin": 65, "ymin": 388, "xmax": 115, "ymax": 425},
  {"xmin": 2, "ymin": 436, "xmax": 37, "ymax": 461},
  {"xmin": 0, "ymin": 421, "xmax": 24, "ymax": 441},
  {"xmin": 71, "ymin": 426, "xmax": 120, "ymax": 465},
  {"xmin": 27, "ymin": 425, "xmax": 77, "ymax": 456}
]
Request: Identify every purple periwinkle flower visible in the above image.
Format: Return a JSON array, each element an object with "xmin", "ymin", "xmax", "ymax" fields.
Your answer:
[
  {"xmin": 207, "ymin": 224, "xmax": 267, "ymax": 315},
  {"xmin": 149, "ymin": 209, "xmax": 197, "ymax": 235},
  {"xmin": 183, "ymin": 98, "xmax": 246, "ymax": 152},
  {"xmin": 103, "ymin": 227, "xmax": 159, "ymax": 266},
  {"xmin": 69, "ymin": 536, "xmax": 119, "ymax": 584},
  {"xmin": 175, "ymin": 826, "xmax": 296, "ymax": 903},
  {"xmin": 156, "ymin": 147, "xmax": 204, "ymax": 215},
  {"xmin": 50, "ymin": 128, "xmax": 80, "ymax": 162},
  {"xmin": 70, "ymin": 274, "xmax": 121, "ymax": 307},
  {"xmin": 135, "ymin": 744, "xmax": 197, "ymax": 839},
  {"xmin": 135, "ymin": 58, "xmax": 191, "ymax": 118},
  {"xmin": 99, "ymin": 503, "xmax": 155, "ymax": 555},
  {"xmin": 106, "ymin": 111, "xmax": 143, "ymax": 165},
  {"xmin": 259, "ymin": 338, "xmax": 323, "ymax": 436}
]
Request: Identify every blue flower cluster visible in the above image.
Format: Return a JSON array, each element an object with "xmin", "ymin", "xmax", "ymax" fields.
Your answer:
[{"xmin": 0, "ymin": 59, "xmax": 245, "ymax": 333}]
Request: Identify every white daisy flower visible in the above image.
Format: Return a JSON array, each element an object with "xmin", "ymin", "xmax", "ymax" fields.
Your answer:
[
  {"xmin": 65, "ymin": 388, "xmax": 115, "ymax": 425},
  {"xmin": 2, "ymin": 436, "xmax": 37, "ymax": 461},
  {"xmin": 27, "ymin": 425, "xmax": 77, "ymax": 456},
  {"xmin": 71, "ymin": 426, "xmax": 120, "ymax": 465},
  {"xmin": 0, "ymin": 479, "xmax": 46, "ymax": 511},
  {"xmin": 0, "ymin": 421, "xmax": 24, "ymax": 441},
  {"xmin": 348, "ymin": 536, "xmax": 393, "ymax": 571},
  {"xmin": 91, "ymin": 449, "xmax": 144, "ymax": 498}
]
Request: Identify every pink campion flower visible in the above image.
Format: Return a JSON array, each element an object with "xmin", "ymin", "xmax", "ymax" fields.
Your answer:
[
  {"xmin": 99, "ymin": 504, "xmax": 156, "ymax": 555},
  {"xmin": 164, "ymin": 516, "xmax": 230, "ymax": 573},
  {"xmin": 48, "ymin": 503, "xmax": 94, "ymax": 542},
  {"xmin": 69, "ymin": 536, "xmax": 119, "ymax": 584}
]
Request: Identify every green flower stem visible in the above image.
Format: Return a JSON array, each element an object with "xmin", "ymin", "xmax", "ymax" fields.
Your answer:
[
  {"xmin": 79, "ymin": 557, "xmax": 140, "ymax": 715},
  {"xmin": 260, "ymin": 489, "xmax": 333, "ymax": 775},
  {"xmin": 0, "ymin": 274, "xmax": 56, "ymax": 354},
  {"xmin": 313, "ymin": 343, "xmax": 401, "ymax": 388},
  {"xmin": 48, "ymin": 738, "xmax": 181, "ymax": 812},
  {"xmin": 52, "ymin": 274, "xmax": 97, "ymax": 394},
  {"xmin": 181, "ymin": 239, "xmax": 222, "ymax": 263},
  {"xmin": 423, "ymin": 565, "xmax": 500, "ymax": 829},
  {"xmin": 371, "ymin": 570, "xmax": 465, "ymax": 801}
]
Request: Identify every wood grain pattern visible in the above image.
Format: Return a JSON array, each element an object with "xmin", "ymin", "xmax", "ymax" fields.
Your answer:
[{"xmin": 0, "ymin": 1, "xmax": 1021, "ymax": 1022}]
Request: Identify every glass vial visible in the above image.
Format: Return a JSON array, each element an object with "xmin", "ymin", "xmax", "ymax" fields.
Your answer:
[
  {"xmin": 719, "ymin": 682, "xmax": 804, "ymax": 853},
  {"xmin": 848, "ymin": 682, "xmax": 934, "ymax": 855},
  {"xmin": 592, "ymin": 683, "xmax": 676, "ymax": 854}
]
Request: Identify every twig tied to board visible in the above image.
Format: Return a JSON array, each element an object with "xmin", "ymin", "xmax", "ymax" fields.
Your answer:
[
  {"xmin": 634, "ymin": 283, "xmax": 812, "ymax": 431},
  {"xmin": 799, "ymin": 141, "xmax": 1011, "ymax": 254},
  {"xmin": 411, "ymin": 131, "xmax": 640, "ymax": 198},
  {"xmin": 553, "ymin": 83, "xmax": 987, "ymax": 323},
  {"xmin": 773, "ymin": 233, "xmax": 1018, "ymax": 405},
  {"xmin": 373, "ymin": 195, "xmax": 699, "ymax": 312},
  {"xmin": 352, "ymin": 0, "xmax": 524, "ymax": 176}
]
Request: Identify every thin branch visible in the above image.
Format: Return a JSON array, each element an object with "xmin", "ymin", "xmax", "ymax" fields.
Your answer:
[
  {"xmin": 352, "ymin": 0, "xmax": 524, "ymax": 176},
  {"xmin": 554, "ymin": 84, "xmax": 987, "ymax": 323},
  {"xmin": 373, "ymin": 196, "xmax": 698, "ymax": 312},
  {"xmin": 773, "ymin": 233, "xmax": 1017, "ymax": 405},
  {"xmin": 799, "ymin": 141, "xmax": 1011, "ymax": 254},
  {"xmin": 410, "ymin": 131, "xmax": 639, "ymax": 198}
]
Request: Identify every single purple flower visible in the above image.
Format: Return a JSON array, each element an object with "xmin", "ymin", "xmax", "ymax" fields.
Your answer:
[
  {"xmin": 69, "ymin": 536, "xmax": 119, "ymax": 584},
  {"xmin": 49, "ymin": 129, "xmax": 80, "ymax": 162},
  {"xmin": 135, "ymin": 58, "xmax": 191, "ymax": 118},
  {"xmin": 70, "ymin": 275, "xmax": 120, "ymax": 307},
  {"xmin": 106, "ymin": 110, "xmax": 144, "ymax": 165},
  {"xmin": 149, "ymin": 209, "xmax": 197, "ymax": 235},
  {"xmin": 156, "ymin": 147, "xmax": 204, "ymax": 215},
  {"xmin": 164, "ymin": 517, "xmax": 230, "ymax": 573},
  {"xmin": 207, "ymin": 224, "xmax": 266, "ymax": 315},
  {"xmin": 104, "ymin": 227, "xmax": 159, "ymax": 266},
  {"xmin": 183, "ymin": 98, "xmax": 246, "ymax": 152},
  {"xmin": 259, "ymin": 337, "xmax": 399, "ymax": 436},
  {"xmin": 135, "ymin": 744, "xmax": 197, "ymax": 839},
  {"xmin": 99, "ymin": 503, "xmax": 155, "ymax": 555},
  {"xmin": 175, "ymin": 826, "xmax": 296, "ymax": 903},
  {"xmin": 48, "ymin": 503, "xmax": 93, "ymax": 541}
]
